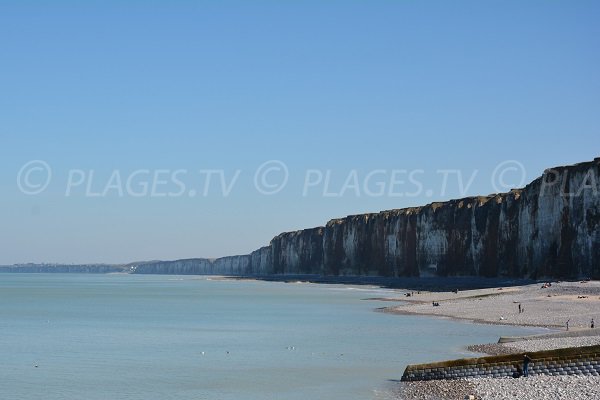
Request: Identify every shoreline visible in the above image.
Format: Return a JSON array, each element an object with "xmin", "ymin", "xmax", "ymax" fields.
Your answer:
[
  {"xmin": 221, "ymin": 274, "xmax": 598, "ymax": 333},
  {"xmin": 222, "ymin": 274, "xmax": 539, "ymax": 291},
  {"xmin": 226, "ymin": 274, "xmax": 599, "ymax": 332},
  {"xmin": 9, "ymin": 271, "xmax": 596, "ymax": 332},
  {"xmin": 374, "ymin": 280, "xmax": 600, "ymax": 331},
  {"xmin": 378, "ymin": 306, "xmax": 565, "ymax": 330}
]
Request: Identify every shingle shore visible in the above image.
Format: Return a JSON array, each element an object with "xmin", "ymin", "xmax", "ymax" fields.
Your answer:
[{"xmin": 390, "ymin": 281, "xmax": 600, "ymax": 399}]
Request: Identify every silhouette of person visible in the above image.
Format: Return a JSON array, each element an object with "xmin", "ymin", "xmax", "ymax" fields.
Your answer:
[{"xmin": 523, "ymin": 354, "xmax": 532, "ymax": 377}]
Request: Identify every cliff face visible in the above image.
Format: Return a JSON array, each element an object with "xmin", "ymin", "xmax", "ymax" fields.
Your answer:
[{"xmin": 133, "ymin": 158, "xmax": 600, "ymax": 279}]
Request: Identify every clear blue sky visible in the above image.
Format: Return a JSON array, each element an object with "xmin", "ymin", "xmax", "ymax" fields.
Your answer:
[{"xmin": 1, "ymin": 1, "xmax": 598, "ymax": 264}]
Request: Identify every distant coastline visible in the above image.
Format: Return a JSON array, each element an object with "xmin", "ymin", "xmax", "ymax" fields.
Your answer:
[{"xmin": 0, "ymin": 263, "xmax": 126, "ymax": 273}]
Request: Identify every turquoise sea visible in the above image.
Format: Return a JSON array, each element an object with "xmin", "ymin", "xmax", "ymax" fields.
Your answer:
[{"xmin": 0, "ymin": 274, "xmax": 540, "ymax": 399}]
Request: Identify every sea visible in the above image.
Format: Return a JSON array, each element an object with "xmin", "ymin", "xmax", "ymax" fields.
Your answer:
[{"xmin": 0, "ymin": 274, "xmax": 542, "ymax": 399}]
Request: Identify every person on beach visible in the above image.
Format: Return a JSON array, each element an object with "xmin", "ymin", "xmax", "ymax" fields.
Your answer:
[
  {"xmin": 592, "ymin": 319, "xmax": 595, "ymax": 329},
  {"xmin": 523, "ymin": 354, "xmax": 531, "ymax": 377},
  {"xmin": 518, "ymin": 304, "xmax": 521, "ymax": 313},
  {"xmin": 566, "ymin": 319, "xmax": 570, "ymax": 331}
]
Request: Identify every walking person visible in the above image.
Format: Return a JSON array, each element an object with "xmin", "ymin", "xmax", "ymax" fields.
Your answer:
[
  {"xmin": 592, "ymin": 319, "xmax": 595, "ymax": 329},
  {"xmin": 566, "ymin": 319, "xmax": 570, "ymax": 331},
  {"xmin": 518, "ymin": 304, "xmax": 521, "ymax": 313},
  {"xmin": 523, "ymin": 354, "xmax": 532, "ymax": 377}
]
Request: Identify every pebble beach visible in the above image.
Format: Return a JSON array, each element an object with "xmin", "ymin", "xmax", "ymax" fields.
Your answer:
[{"xmin": 385, "ymin": 281, "xmax": 600, "ymax": 399}]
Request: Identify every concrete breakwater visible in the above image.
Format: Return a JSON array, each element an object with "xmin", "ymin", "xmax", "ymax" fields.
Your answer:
[
  {"xmin": 133, "ymin": 158, "xmax": 600, "ymax": 279},
  {"xmin": 401, "ymin": 345, "xmax": 600, "ymax": 381}
]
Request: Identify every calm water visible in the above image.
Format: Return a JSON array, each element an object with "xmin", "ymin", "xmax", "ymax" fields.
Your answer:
[{"xmin": 0, "ymin": 274, "xmax": 540, "ymax": 399}]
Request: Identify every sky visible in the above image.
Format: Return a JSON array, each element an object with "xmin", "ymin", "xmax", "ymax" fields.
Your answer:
[{"xmin": 1, "ymin": 1, "xmax": 599, "ymax": 265}]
